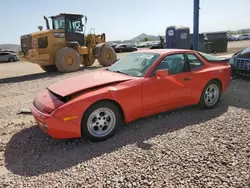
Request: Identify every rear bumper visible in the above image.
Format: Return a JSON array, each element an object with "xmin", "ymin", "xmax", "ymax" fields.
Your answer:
[{"xmin": 30, "ymin": 103, "xmax": 81, "ymax": 139}]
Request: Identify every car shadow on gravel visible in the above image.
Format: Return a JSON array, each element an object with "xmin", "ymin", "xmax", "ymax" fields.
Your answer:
[
  {"xmin": 0, "ymin": 72, "xmax": 63, "ymax": 84},
  {"xmin": 3, "ymin": 79, "xmax": 249, "ymax": 177},
  {"xmin": 0, "ymin": 66, "xmax": 102, "ymax": 84}
]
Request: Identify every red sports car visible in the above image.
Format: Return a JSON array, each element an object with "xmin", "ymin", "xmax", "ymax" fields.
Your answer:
[{"xmin": 30, "ymin": 49, "xmax": 232, "ymax": 142}]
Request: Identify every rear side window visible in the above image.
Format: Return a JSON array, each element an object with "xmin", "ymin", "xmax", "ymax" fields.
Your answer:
[
  {"xmin": 152, "ymin": 53, "xmax": 186, "ymax": 75},
  {"xmin": 186, "ymin": 54, "xmax": 204, "ymax": 70},
  {"xmin": 0, "ymin": 53, "xmax": 9, "ymax": 56}
]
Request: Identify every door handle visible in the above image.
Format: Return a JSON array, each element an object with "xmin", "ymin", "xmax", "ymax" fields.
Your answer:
[{"xmin": 184, "ymin": 77, "xmax": 192, "ymax": 81}]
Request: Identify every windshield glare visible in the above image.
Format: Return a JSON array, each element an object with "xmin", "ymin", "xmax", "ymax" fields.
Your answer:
[
  {"xmin": 198, "ymin": 51, "xmax": 225, "ymax": 61},
  {"xmin": 53, "ymin": 16, "xmax": 65, "ymax": 29},
  {"xmin": 52, "ymin": 16, "xmax": 82, "ymax": 32},
  {"xmin": 107, "ymin": 52, "xmax": 160, "ymax": 77}
]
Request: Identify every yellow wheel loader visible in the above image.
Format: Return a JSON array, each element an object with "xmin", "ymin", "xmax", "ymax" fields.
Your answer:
[{"xmin": 20, "ymin": 13, "xmax": 117, "ymax": 72}]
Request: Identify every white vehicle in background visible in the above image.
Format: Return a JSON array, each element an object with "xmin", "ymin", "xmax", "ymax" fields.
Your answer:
[
  {"xmin": 238, "ymin": 34, "xmax": 250, "ymax": 40},
  {"xmin": 233, "ymin": 35, "xmax": 241, "ymax": 41},
  {"xmin": 0, "ymin": 51, "xmax": 19, "ymax": 62}
]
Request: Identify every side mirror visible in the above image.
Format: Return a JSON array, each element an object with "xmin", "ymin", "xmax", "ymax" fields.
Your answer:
[{"xmin": 156, "ymin": 69, "xmax": 169, "ymax": 78}]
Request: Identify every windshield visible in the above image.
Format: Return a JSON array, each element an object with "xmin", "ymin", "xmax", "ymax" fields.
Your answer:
[
  {"xmin": 53, "ymin": 16, "xmax": 65, "ymax": 29},
  {"xmin": 239, "ymin": 47, "xmax": 250, "ymax": 55},
  {"xmin": 107, "ymin": 52, "xmax": 160, "ymax": 77},
  {"xmin": 52, "ymin": 15, "xmax": 82, "ymax": 32}
]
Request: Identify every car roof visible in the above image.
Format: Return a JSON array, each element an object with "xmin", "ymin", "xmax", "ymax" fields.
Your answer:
[{"xmin": 133, "ymin": 49, "xmax": 195, "ymax": 55}]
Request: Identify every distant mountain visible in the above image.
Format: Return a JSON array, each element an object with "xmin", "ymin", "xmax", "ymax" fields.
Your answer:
[
  {"xmin": 131, "ymin": 33, "xmax": 161, "ymax": 41},
  {"xmin": 108, "ymin": 33, "xmax": 165, "ymax": 44},
  {"xmin": 108, "ymin": 27, "xmax": 250, "ymax": 44},
  {"xmin": 0, "ymin": 44, "xmax": 21, "ymax": 52}
]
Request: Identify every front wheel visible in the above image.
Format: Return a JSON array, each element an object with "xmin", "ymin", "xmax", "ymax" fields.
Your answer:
[
  {"xmin": 199, "ymin": 80, "xmax": 222, "ymax": 109},
  {"xmin": 55, "ymin": 47, "xmax": 80, "ymax": 72},
  {"xmin": 81, "ymin": 101, "xmax": 122, "ymax": 142}
]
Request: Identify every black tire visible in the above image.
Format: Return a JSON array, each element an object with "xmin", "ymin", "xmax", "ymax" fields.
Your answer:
[
  {"xmin": 199, "ymin": 80, "xmax": 222, "ymax": 109},
  {"xmin": 83, "ymin": 55, "xmax": 95, "ymax": 66},
  {"xmin": 8, "ymin": 58, "xmax": 15, "ymax": 62},
  {"xmin": 97, "ymin": 45, "xmax": 117, "ymax": 66},
  {"xmin": 40, "ymin": 65, "xmax": 58, "ymax": 72},
  {"xmin": 55, "ymin": 47, "xmax": 80, "ymax": 72},
  {"xmin": 81, "ymin": 101, "xmax": 123, "ymax": 142}
]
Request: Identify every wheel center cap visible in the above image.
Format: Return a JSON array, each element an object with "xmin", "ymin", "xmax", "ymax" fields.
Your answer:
[{"xmin": 98, "ymin": 119, "xmax": 106, "ymax": 125}]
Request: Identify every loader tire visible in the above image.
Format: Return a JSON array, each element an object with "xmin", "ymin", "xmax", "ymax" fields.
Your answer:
[
  {"xmin": 97, "ymin": 45, "xmax": 117, "ymax": 66},
  {"xmin": 83, "ymin": 55, "xmax": 95, "ymax": 66},
  {"xmin": 40, "ymin": 65, "xmax": 58, "ymax": 72},
  {"xmin": 55, "ymin": 47, "xmax": 80, "ymax": 72}
]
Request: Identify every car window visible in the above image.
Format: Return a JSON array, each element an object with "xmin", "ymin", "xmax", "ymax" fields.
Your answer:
[
  {"xmin": 239, "ymin": 47, "xmax": 250, "ymax": 55},
  {"xmin": 0, "ymin": 53, "xmax": 8, "ymax": 56},
  {"xmin": 152, "ymin": 54, "xmax": 186, "ymax": 76},
  {"xmin": 186, "ymin": 54, "xmax": 204, "ymax": 70}
]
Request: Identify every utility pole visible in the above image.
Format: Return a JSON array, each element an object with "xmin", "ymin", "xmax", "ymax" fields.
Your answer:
[{"xmin": 193, "ymin": 0, "xmax": 200, "ymax": 50}]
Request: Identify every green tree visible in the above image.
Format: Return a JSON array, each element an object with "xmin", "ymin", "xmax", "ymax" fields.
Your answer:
[{"xmin": 144, "ymin": 37, "xmax": 149, "ymax": 41}]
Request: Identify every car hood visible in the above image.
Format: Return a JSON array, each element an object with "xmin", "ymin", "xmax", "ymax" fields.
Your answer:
[{"xmin": 48, "ymin": 70, "xmax": 134, "ymax": 97}]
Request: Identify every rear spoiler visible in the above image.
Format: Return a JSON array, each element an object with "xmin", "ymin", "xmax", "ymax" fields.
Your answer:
[{"xmin": 207, "ymin": 57, "xmax": 231, "ymax": 63}]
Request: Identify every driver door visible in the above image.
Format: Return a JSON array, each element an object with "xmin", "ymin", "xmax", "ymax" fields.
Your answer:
[
  {"xmin": 65, "ymin": 18, "xmax": 85, "ymax": 45},
  {"xmin": 142, "ymin": 53, "xmax": 192, "ymax": 111}
]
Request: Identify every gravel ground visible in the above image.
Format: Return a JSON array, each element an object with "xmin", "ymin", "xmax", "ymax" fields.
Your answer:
[{"xmin": 0, "ymin": 49, "xmax": 249, "ymax": 187}]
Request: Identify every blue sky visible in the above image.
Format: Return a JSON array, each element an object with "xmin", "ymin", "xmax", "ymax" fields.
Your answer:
[{"xmin": 1, "ymin": 0, "xmax": 250, "ymax": 44}]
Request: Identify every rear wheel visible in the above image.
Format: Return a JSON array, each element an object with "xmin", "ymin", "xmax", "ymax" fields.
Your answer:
[
  {"xmin": 97, "ymin": 45, "xmax": 117, "ymax": 66},
  {"xmin": 199, "ymin": 80, "xmax": 222, "ymax": 109},
  {"xmin": 82, "ymin": 55, "xmax": 95, "ymax": 66},
  {"xmin": 8, "ymin": 58, "xmax": 15, "ymax": 62},
  {"xmin": 81, "ymin": 101, "xmax": 122, "ymax": 142},
  {"xmin": 40, "ymin": 65, "xmax": 58, "ymax": 72},
  {"xmin": 55, "ymin": 47, "xmax": 80, "ymax": 72}
]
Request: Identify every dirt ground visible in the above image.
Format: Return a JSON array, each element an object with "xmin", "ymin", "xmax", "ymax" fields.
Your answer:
[
  {"xmin": 0, "ymin": 40, "xmax": 249, "ymax": 187},
  {"xmin": 225, "ymin": 40, "xmax": 250, "ymax": 54}
]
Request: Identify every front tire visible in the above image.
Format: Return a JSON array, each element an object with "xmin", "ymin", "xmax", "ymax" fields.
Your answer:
[
  {"xmin": 81, "ymin": 101, "xmax": 122, "ymax": 142},
  {"xmin": 55, "ymin": 47, "xmax": 80, "ymax": 72},
  {"xmin": 199, "ymin": 80, "xmax": 222, "ymax": 109}
]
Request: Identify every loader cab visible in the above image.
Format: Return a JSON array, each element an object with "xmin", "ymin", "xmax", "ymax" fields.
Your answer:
[{"xmin": 50, "ymin": 13, "xmax": 86, "ymax": 46}]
